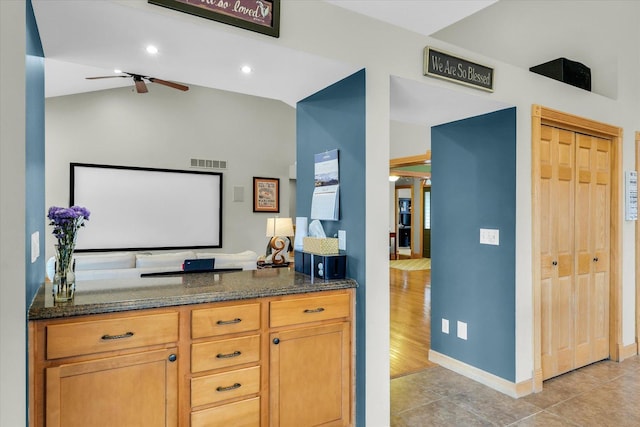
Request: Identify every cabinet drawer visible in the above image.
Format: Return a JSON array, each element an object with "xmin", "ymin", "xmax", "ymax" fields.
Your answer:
[
  {"xmin": 191, "ymin": 335, "xmax": 260, "ymax": 373},
  {"xmin": 46, "ymin": 312, "xmax": 179, "ymax": 359},
  {"xmin": 270, "ymin": 293, "xmax": 351, "ymax": 328},
  {"xmin": 192, "ymin": 303, "xmax": 260, "ymax": 339},
  {"xmin": 191, "ymin": 397, "xmax": 260, "ymax": 427},
  {"xmin": 191, "ymin": 366, "xmax": 260, "ymax": 407}
]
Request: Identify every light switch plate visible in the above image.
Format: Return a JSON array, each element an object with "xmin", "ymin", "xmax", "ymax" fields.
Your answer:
[
  {"xmin": 31, "ymin": 231, "xmax": 39, "ymax": 263},
  {"xmin": 480, "ymin": 228, "xmax": 499, "ymax": 246},
  {"xmin": 338, "ymin": 230, "xmax": 346, "ymax": 250}
]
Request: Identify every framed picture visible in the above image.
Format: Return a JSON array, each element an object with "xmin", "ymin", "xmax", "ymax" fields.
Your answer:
[
  {"xmin": 253, "ymin": 177, "xmax": 279, "ymax": 212},
  {"xmin": 148, "ymin": 0, "xmax": 280, "ymax": 38}
]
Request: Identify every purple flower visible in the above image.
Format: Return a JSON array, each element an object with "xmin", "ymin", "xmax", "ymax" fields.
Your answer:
[{"xmin": 47, "ymin": 205, "xmax": 90, "ymax": 268}]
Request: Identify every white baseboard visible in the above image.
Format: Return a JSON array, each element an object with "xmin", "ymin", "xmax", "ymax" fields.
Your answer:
[{"xmin": 428, "ymin": 350, "xmax": 533, "ymax": 398}]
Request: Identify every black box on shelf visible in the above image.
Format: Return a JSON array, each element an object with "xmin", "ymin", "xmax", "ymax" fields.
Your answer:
[
  {"xmin": 529, "ymin": 57, "xmax": 591, "ymax": 91},
  {"xmin": 295, "ymin": 251, "xmax": 346, "ymax": 280}
]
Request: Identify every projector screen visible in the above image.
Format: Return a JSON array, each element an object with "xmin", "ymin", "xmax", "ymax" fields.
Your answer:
[{"xmin": 70, "ymin": 163, "xmax": 222, "ymax": 252}]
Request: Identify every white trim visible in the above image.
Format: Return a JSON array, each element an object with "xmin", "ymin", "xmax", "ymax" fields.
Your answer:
[{"xmin": 429, "ymin": 350, "xmax": 533, "ymax": 398}]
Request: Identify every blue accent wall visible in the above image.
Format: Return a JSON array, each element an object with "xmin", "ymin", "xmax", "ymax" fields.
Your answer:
[
  {"xmin": 430, "ymin": 107, "xmax": 516, "ymax": 381},
  {"xmin": 25, "ymin": 0, "xmax": 45, "ymax": 305},
  {"xmin": 296, "ymin": 69, "xmax": 366, "ymax": 425}
]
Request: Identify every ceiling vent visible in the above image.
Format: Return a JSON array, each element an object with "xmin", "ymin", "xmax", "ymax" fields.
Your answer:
[
  {"xmin": 190, "ymin": 158, "xmax": 227, "ymax": 170},
  {"xmin": 529, "ymin": 57, "xmax": 591, "ymax": 91}
]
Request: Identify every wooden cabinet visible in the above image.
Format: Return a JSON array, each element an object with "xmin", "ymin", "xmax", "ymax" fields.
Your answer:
[
  {"xmin": 270, "ymin": 292, "xmax": 353, "ymax": 427},
  {"xmin": 30, "ymin": 309, "xmax": 180, "ymax": 427},
  {"xmin": 30, "ymin": 289, "xmax": 354, "ymax": 427},
  {"xmin": 46, "ymin": 348, "xmax": 178, "ymax": 427},
  {"xmin": 189, "ymin": 302, "xmax": 263, "ymax": 426}
]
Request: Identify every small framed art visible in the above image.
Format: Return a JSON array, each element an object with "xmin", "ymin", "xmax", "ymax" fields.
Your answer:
[{"xmin": 253, "ymin": 177, "xmax": 279, "ymax": 212}]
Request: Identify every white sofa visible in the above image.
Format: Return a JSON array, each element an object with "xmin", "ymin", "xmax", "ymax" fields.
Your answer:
[{"xmin": 46, "ymin": 250, "xmax": 258, "ymax": 281}]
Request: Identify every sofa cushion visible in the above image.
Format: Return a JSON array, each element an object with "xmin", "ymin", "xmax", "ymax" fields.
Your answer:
[
  {"xmin": 135, "ymin": 251, "xmax": 197, "ymax": 269},
  {"xmin": 74, "ymin": 252, "xmax": 136, "ymax": 271},
  {"xmin": 196, "ymin": 250, "xmax": 257, "ymax": 269}
]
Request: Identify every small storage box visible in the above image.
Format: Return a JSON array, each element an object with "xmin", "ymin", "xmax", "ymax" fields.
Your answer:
[{"xmin": 302, "ymin": 237, "xmax": 339, "ymax": 254}]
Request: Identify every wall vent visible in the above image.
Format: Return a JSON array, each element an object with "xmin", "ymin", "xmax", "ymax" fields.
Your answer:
[{"xmin": 190, "ymin": 158, "xmax": 227, "ymax": 170}]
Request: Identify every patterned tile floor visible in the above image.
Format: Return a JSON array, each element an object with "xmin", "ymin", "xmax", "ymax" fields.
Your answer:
[{"xmin": 391, "ymin": 355, "xmax": 640, "ymax": 426}]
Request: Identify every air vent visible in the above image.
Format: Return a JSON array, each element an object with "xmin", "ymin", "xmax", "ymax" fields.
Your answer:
[{"xmin": 190, "ymin": 158, "xmax": 227, "ymax": 170}]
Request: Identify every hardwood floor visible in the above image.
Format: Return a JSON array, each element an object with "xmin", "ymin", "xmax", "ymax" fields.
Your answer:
[{"xmin": 390, "ymin": 266, "xmax": 437, "ymax": 379}]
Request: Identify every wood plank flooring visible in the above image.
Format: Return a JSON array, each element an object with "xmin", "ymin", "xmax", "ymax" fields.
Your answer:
[{"xmin": 390, "ymin": 267, "xmax": 436, "ymax": 379}]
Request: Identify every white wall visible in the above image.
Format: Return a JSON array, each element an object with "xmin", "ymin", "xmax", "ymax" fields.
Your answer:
[
  {"xmin": 390, "ymin": 120, "xmax": 430, "ymax": 159},
  {"xmin": 274, "ymin": 1, "xmax": 638, "ymax": 416},
  {"xmin": 0, "ymin": 2, "xmax": 26, "ymax": 425},
  {"xmin": 45, "ymin": 84, "xmax": 296, "ymax": 260}
]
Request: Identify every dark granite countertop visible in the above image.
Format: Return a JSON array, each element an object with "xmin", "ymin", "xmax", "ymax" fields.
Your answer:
[{"xmin": 28, "ymin": 268, "xmax": 358, "ymax": 320}]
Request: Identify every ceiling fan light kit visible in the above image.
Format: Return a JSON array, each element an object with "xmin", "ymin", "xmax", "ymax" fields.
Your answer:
[{"xmin": 85, "ymin": 72, "xmax": 189, "ymax": 93}]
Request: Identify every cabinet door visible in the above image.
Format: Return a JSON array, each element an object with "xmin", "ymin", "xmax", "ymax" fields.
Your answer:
[
  {"xmin": 270, "ymin": 322, "xmax": 351, "ymax": 427},
  {"xmin": 46, "ymin": 348, "xmax": 178, "ymax": 427}
]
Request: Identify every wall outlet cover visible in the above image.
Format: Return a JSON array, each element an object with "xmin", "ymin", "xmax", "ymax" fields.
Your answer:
[
  {"xmin": 457, "ymin": 321, "xmax": 467, "ymax": 340},
  {"xmin": 338, "ymin": 230, "xmax": 346, "ymax": 250},
  {"xmin": 442, "ymin": 318, "xmax": 449, "ymax": 334}
]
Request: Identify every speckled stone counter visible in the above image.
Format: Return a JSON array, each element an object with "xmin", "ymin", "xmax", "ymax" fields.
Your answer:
[{"xmin": 28, "ymin": 267, "xmax": 357, "ymax": 320}]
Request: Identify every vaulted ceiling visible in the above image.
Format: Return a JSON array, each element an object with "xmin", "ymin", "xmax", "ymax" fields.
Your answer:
[{"xmin": 33, "ymin": 1, "xmax": 635, "ymax": 127}]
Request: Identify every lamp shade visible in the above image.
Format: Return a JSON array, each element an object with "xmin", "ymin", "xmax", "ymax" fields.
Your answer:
[{"xmin": 266, "ymin": 217, "xmax": 294, "ymax": 237}]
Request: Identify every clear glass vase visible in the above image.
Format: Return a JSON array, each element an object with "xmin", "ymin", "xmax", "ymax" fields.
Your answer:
[{"xmin": 53, "ymin": 250, "xmax": 75, "ymax": 302}]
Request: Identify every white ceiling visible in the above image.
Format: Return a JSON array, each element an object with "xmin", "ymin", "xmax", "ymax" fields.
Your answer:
[
  {"xmin": 32, "ymin": 0, "xmax": 501, "ymax": 126},
  {"xmin": 33, "ymin": 1, "xmax": 632, "ymax": 127}
]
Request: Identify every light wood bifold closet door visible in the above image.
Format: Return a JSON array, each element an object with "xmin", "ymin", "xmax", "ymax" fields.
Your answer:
[{"xmin": 538, "ymin": 124, "xmax": 611, "ymax": 380}]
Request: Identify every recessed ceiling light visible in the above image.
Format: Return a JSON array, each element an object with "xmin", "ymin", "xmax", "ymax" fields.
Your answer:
[
  {"xmin": 241, "ymin": 65, "xmax": 252, "ymax": 74},
  {"xmin": 146, "ymin": 45, "xmax": 159, "ymax": 55}
]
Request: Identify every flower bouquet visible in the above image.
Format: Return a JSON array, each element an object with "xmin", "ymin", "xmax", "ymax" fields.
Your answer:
[{"xmin": 47, "ymin": 205, "xmax": 90, "ymax": 302}]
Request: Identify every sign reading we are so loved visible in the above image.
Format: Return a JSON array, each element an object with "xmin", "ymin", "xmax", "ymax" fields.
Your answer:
[{"xmin": 423, "ymin": 47, "xmax": 494, "ymax": 92}]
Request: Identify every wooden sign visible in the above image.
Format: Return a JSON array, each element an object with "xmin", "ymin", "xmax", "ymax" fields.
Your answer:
[
  {"xmin": 423, "ymin": 46, "xmax": 493, "ymax": 92},
  {"xmin": 149, "ymin": 0, "xmax": 280, "ymax": 38}
]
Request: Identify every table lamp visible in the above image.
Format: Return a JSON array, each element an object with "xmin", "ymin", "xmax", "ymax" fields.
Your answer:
[{"xmin": 266, "ymin": 217, "xmax": 294, "ymax": 265}]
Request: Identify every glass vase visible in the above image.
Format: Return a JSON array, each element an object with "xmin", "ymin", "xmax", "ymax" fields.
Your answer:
[{"xmin": 53, "ymin": 251, "xmax": 75, "ymax": 302}]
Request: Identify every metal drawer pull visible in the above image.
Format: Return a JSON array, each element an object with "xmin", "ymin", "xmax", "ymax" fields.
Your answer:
[
  {"xmin": 216, "ymin": 383, "xmax": 241, "ymax": 392},
  {"xmin": 101, "ymin": 331, "xmax": 134, "ymax": 341},
  {"xmin": 593, "ymin": 257, "xmax": 599, "ymax": 262},
  {"xmin": 303, "ymin": 307, "xmax": 325, "ymax": 314},
  {"xmin": 216, "ymin": 351, "xmax": 242, "ymax": 359},
  {"xmin": 216, "ymin": 318, "xmax": 242, "ymax": 325},
  {"xmin": 552, "ymin": 261, "xmax": 558, "ymax": 266}
]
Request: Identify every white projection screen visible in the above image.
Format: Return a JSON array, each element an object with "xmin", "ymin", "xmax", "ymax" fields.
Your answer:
[{"xmin": 70, "ymin": 163, "xmax": 222, "ymax": 251}]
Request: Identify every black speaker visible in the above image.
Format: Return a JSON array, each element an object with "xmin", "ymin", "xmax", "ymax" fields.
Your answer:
[{"xmin": 529, "ymin": 58, "xmax": 591, "ymax": 91}]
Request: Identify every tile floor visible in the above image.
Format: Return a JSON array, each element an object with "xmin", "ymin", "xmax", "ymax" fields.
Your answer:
[{"xmin": 391, "ymin": 355, "xmax": 640, "ymax": 426}]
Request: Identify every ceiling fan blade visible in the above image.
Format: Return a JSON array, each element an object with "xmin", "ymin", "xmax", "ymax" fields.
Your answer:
[
  {"xmin": 148, "ymin": 77, "xmax": 189, "ymax": 91},
  {"xmin": 85, "ymin": 75, "xmax": 129, "ymax": 80},
  {"xmin": 134, "ymin": 78, "xmax": 148, "ymax": 93}
]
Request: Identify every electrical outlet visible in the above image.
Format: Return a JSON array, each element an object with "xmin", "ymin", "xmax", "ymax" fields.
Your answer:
[
  {"xmin": 457, "ymin": 321, "xmax": 467, "ymax": 340},
  {"xmin": 442, "ymin": 318, "xmax": 449, "ymax": 334}
]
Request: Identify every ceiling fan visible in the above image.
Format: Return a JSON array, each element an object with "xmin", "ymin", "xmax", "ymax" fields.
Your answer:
[{"xmin": 86, "ymin": 72, "xmax": 189, "ymax": 93}]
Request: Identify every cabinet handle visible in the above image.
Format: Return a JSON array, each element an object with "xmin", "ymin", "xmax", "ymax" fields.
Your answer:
[
  {"xmin": 168, "ymin": 354, "xmax": 177, "ymax": 363},
  {"xmin": 273, "ymin": 338, "xmax": 280, "ymax": 345},
  {"xmin": 216, "ymin": 351, "xmax": 242, "ymax": 359},
  {"xmin": 101, "ymin": 331, "xmax": 134, "ymax": 341},
  {"xmin": 216, "ymin": 318, "xmax": 241, "ymax": 325},
  {"xmin": 216, "ymin": 383, "xmax": 241, "ymax": 392},
  {"xmin": 303, "ymin": 307, "xmax": 325, "ymax": 314},
  {"xmin": 552, "ymin": 261, "xmax": 558, "ymax": 266},
  {"xmin": 593, "ymin": 257, "xmax": 599, "ymax": 262}
]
